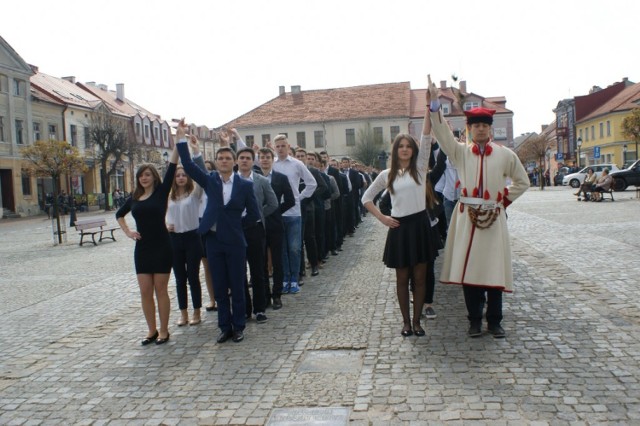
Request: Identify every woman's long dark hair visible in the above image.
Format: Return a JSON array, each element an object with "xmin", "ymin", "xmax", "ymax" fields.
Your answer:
[
  {"xmin": 132, "ymin": 164, "xmax": 161, "ymax": 200},
  {"xmin": 387, "ymin": 133, "xmax": 421, "ymax": 194}
]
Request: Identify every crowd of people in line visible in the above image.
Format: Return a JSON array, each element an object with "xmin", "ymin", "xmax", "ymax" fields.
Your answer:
[{"xmin": 116, "ymin": 76, "xmax": 530, "ymax": 346}]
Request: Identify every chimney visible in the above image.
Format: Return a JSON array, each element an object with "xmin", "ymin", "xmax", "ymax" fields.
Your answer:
[
  {"xmin": 291, "ymin": 85, "xmax": 301, "ymax": 94},
  {"xmin": 279, "ymin": 85, "xmax": 285, "ymax": 96},
  {"xmin": 29, "ymin": 64, "xmax": 39, "ymax": 73},
  {"xmin": 440, "ymin": 80, "xmax": 447, "ymax": 89},
  {"xmin": 116, "ymin": 83, "xmax": 125, "ymax": 101},
  {"xmin": 98, "ymin": 84, "xmax": 108, "ymax": 91},
  {"xmin": 86, "ymin": 81, "xmax": 96, "ymax": 87},
  {"xmin": 541, "ymin": 124, "xmax": 548, "ymax": 132},
  {"xmin": 459, "ymin": 80, "xmax": 467, "ymax": 93}
]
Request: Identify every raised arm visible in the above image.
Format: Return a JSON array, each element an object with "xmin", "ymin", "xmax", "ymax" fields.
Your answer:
[
  {"xmin": 176, "ymin": 119, "xmax": 210, "ymax": 189},
  {"xmin": 427, "ymin": 75, "xmax": 465, "ymax": 166}
]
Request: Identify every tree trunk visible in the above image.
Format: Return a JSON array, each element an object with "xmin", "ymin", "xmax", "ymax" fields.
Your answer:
[{"xmin": 101, "ymin": 159, "xmax": 111, "ymax": 211}]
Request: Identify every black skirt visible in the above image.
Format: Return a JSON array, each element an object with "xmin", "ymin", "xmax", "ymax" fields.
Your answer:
[{"xmin": 383, "ymin": 210, "xmax": 439, "ymax": 268}]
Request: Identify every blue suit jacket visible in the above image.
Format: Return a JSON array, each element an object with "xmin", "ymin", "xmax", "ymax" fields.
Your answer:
[{"xmin": 178, "ymin": 143, "xmax": 260, "ymax": 247}]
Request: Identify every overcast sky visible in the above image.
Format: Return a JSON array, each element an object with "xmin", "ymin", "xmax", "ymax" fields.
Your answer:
[{"xmin": 3, "ymin": 0, "xmax": 638, "ymax": 137}]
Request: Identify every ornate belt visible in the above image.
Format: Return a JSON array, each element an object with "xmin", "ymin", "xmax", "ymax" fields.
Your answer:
[{"xmin": 458, "ymin": 197, "xmax": 500, "ymax": 229}]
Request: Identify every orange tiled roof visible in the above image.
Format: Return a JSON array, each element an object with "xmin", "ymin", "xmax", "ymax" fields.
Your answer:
[
  {"xmin": 410, "ymin": 87, "xmax": 511, "ymax": 118},
  {"xmin": 225, "ymin": 82, "xmax": 411, "ymax": 128},
  {"xmin": 578, "ymin": 83, "xmax": 640, "ymax": 123},
  {"xmin": 77, "ymin": 82, "xmax": 162, "ymax": 121},
  {"xmin": 30, "ymin": 72, "xmax": 102, "ymax": 110}
]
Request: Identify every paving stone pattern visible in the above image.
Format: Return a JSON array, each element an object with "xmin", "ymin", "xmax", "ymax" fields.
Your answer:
[{"xmin": 1, "ymin": 187, "xmax": 639, "ymax": 425}]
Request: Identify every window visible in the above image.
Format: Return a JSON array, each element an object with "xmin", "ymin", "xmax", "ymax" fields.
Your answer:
[
  {"xmin": 607, "ymin": 121, "xmax": 611, "ymax": 136},
  {"xmin": 16, "ymin": 120, "xmax": 24, "ymax": 144},
  {"xmin": 442, "ymin": 104, "xmax": 450, "ymax": 115},
  {"xmin": 0, "ymin": 116, "xmax": 4, "ymax": 141},
  {"xmin": 21, "ymin": 170, "xmax": 31, "ymax": 196},
  {"xmin": 0, "ymin": 74, "xmax": 7, "ymax": 92},
  {"xmin": 579, "ymin": 129, "xmax": 583, "ymax": 140},
  {"xmin": 135, "ymin": 122, "xmax": 141, "ymax": 136},
  {"xmin": 346, "ymin": 128, "xmax": 355, "ymax": 146},
  {"xmin": 373, "ymin": 126, "xmax": 383, "ymax": 143},
  {"xmin": 13, "ymin": 79, "xmax": 24, "ymax": 97},
  {"xmin": 33, "ymin": 123, "xmax": 41, "ymax": 142},
  {"xmin": 154, "ymin": 126, "xmax": 159, "ymax": 140},
  {"xmin": 584, "ymin": 128, "xmax": 589, "ymax": 142},
  {"xmin": 70, "ymin": 124, "xmax": 78, "ymax": 146},
  {"xmin": 163, "ymin": 128, "xmax": 167, "ymax": 143},
  {"xmin": 244, "ymin": 135, "xmax": 254, "ymax": 147},
  {"xmin": 144, "ymin": 124, "xmax": 149, "ymax": 138},
  {"xmin": 390, "ymin": 125, "xmax": 400, "ymax": 141},
  {"xmin": 591, "ymin": 125, "xmax": 595, "ymax": 140},
  {"xmin": 314, "ymin": 130, "xmax": 324, "ymax": 148},
  {"xmin": 84, "ymin": 126, "xmax": 90, "ymax": 148},
  {"xmin": 599, "ymin": 122, "xmax": 603, "ymax": 138},
  {"xmin": 296, "ymin": 132, "xmax": 306, "ymax": 148},
  {"xmin": 48, "ymin": 124, "xmax": 57, "ymax": 140},
  {"xmin": 261, "ymin": 134, "xmax": 271, "ymax": 146},
  {"xmin": 464, "ymin": 101, "xmax": 480, "ymax": 111}
]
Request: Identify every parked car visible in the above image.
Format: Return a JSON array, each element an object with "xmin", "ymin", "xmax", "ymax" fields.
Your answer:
[
  {"xmin": 554, "ymin": 167, "xmax": 570, "ymax": 186},
  {"xmin": 610, "ymin": 159, "xmax": 640, "ymax": 191},
  {"xmin": 562, "ymin": 164, "xmax": 620, "ymax": 188}
]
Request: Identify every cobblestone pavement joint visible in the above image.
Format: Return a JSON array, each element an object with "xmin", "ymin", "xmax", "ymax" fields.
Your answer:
[{"xmin": 1, "ymin": 187, "xmax": 639, "ymax": 425}]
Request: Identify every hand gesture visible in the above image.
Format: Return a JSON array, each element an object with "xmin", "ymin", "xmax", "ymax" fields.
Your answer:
[
  {"xmin": 381, "ymin": 215, "xmax": 400, "ymax": 228},
  {"xmin": 188, "ymin": 135, "xmax": 200, "ymax": 155},
  {"xmin": 266, "ymin": 140, "xmax": 274, "ymax": 150},
  {"xmin": 218, "ymin": 130, "xmax": 230, "ymax": 147},
  {"xmin": 427, "ymin": 75, "xmax": 438, "ymax": 105},
  {"xmin": 252, "ymin": 143, "xmax": 260, "ymax": 152},
  {"xmin": 230, "ymin": 128, "xmax": 240, "ymax": 140},
  {"xmin": 176, "ymin": 118, "xmax": 188, "ymax": 140}
]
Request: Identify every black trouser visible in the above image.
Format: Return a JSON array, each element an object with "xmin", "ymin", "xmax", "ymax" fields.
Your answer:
[
  {"xmin": 344, "ymin": 193, "xmax": 355, "ymax": 234},
  {"xmin": 435, "ymin": 191, "xmax": 448, "ymax": 241},
  {"xmin": 243, "ymin": 223, "xmax": 267, "ymax": 315},
  {"xmin": 314, "ymin": 206, "xmax": 326, "ymax": 259},
  {"xmin": 324, "ymin": 206, "xmax": 336, "ymax": 254},
  {"xmin": 170, "ymin": 230, "xmax": 203, "ymax": 310},
  {"xmin": 264, "ymin": 219, "xmax": 284, "ymax": 299},
  {"xmin": 462, "ymin": 286, "xmax": 503, "ymax": 327},
  {"xmin": 333, "ymin": 198, "xmax": 344, "ymax": 247},
  {"xmin": 300, "ymin": 205, "xmax": 319, "ymax": 273}
]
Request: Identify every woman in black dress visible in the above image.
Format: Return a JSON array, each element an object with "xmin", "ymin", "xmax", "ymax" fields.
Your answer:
[{"xmin": 116, "ymin": 144, "xmax": 179, "ymax": 345}]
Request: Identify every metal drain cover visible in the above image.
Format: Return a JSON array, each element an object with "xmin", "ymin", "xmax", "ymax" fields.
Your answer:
[{"xmin": 267, "ymin": 407, "xmax": 350, "ymax": 425}]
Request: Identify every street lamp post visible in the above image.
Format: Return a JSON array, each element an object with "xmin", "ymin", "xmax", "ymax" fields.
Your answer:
[
  {"xmin": 65, "ymin": 146, "xmax": 77, "ymax": 226},
  {"xmin": 577, "ymin": 137, "xmax": 583, "ymax": 169},
  {"xmin": 623, "ymin": 144, "xmax": 628, "ymax": 166}
]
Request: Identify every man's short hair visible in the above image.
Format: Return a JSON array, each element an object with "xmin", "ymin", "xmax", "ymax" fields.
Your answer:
[
  {"xmin": 258, "ymin": 147, "xmax": 275, "ymax": 159},
  {"xmin": 237, "ymin": 147, "xmax": 255, "ymax": 160},
  {"xmin": 341, "ymin": 157, "xmax": 351, "ymax": 162},
  {"xmin": 295, "ymin": 148, "xmax": 307, "ymax": 155},
  {"xmin": 273, "ymin": 134, "xmax": 288, "ymax": 144},
  {"xmin": 216, "ymin": 147, "xmax": 236, "ymax": 160},
  {"xmin": 309, "ymin": 152, "xmax": 321, "ymax": 162}
]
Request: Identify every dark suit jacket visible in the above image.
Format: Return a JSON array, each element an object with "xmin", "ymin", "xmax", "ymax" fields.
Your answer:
[
  {"xmin": 264, "ymin": 170, "xmax": 295, "ymax": 231},
  {"xmin": 326, "ymin": 166, "xmax": 346, "ymax": 195},
  {"xmin": 178, "ymin": 143, "xmax": 260, "ymax": 247},
  {"xmin": 347, "ymin": 168, "xmax": 363, "ymax": 193}
]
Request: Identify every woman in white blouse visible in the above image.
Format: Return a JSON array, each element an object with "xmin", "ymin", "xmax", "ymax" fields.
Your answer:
[
  {"xmin": 362, "ymin": 103, "xmax": 436, "ymax": 337},
  {"xmin": 166, "ymin": 149, "xmax": 205, "ymax": 326}
]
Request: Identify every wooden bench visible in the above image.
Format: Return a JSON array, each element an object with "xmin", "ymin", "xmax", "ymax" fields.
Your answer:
[
  {"xmin": 74, "ymin": 218, "xmax": 119, "ymax": 246},
  {"xmin": 585, "ymin": 185, "xmax": 614, "ymax": 202}
]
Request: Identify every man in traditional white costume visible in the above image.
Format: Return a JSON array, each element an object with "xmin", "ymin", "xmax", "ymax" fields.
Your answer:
[{"xmin": 427, "ymin": 77, "xmax": 529, "ymax": 338}]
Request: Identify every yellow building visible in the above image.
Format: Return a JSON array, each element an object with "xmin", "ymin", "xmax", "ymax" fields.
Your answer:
[{"xmin": 576, "ymin": 83, "xmax": 640, "ymax": 168}]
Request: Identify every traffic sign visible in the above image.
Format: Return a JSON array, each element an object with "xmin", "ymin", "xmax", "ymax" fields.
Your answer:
[
  {"xmin": 557, "ymin": 152, "xmax": 564, "ymax": 160},
  {"xmin": 594, "ymin": 146, "xmax": 601, "ymax": 159}
]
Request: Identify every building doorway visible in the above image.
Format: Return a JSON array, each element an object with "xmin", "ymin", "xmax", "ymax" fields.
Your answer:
[{"xmin": 0, "ymin": 169, "xmax": 16, "ymax": 213}]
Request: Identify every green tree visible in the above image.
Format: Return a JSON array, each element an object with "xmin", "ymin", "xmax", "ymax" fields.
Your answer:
[
  {"xmin": 21, "ymin": 140, "xmax": 87, "ymax": 243},
  {"xmin": 352, "ymin": 123, "xmax": 384, "ymax": 167},
  {"xmin": 622, "ymin": 108, "xmax": 640, "ymax": 163},
  {"xmin": 516, "ymin": 134, "xmax": 552, "ymax": 189},
  {"xmin": 87, "ymin": 111, "xmax": 138, "ymax": 210}
]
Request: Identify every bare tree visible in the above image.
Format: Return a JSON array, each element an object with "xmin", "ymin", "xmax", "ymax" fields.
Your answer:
[
  {"xmin": 87, "ymin": 111, "xmax": 138, "ymax": 210},
  {"xmin": 21, "ymin": 140, "xmax": 87, "ymax": 243},
  {"xmin": 517, "ymin": 134, "xmax": 553, "ymax": 189},
  {"xmin": 622, "ymin": 107, "xmax": 640, "ymax": 163},
  {"xmin": 352, "ymin": 123, "xmax": 384, "ymax": 167}
]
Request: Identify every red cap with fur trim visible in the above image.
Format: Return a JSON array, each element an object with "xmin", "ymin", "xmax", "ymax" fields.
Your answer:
[{"xmin": 464, "ymin": 107, "xmax": 496, "ymax": 125}]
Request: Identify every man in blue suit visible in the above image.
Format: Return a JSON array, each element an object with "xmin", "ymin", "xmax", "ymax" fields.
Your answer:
[{"xmin": 176, "ymin": 121, "xmax": 260, "ymax": 344}]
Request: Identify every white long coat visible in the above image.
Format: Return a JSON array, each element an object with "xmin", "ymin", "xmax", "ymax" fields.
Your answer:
[{"xmin": 430, "ymin": 110, "xmax": 529, "ymax": 292}]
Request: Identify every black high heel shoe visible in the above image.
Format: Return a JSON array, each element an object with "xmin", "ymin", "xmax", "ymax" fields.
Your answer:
[
  {"xmin": 401, "ymin": 324, "xmax": 413, "ymax": 337},
  {"xmin": 141, "ymin": 330, "xmax": 158, "ymax": 346},
  {"xmin": 156, "ymin": 333, "xmax": 170, "ymax": 345}
]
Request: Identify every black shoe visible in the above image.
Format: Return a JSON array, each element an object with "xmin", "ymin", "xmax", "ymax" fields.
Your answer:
[
  {"xmin": 155, "ymin": 333, "xmax": 170, "ymax": 345},
  {"xmin": 272, "ymin": 297, "xmax": 283, "ymax": 310},
  {"xmin": 216, "ymin": 329, "xmax": 233, "ymax": 344},
  {"xmin": 413, "ymin": 323, "xmax": 426, "ymax": 337},
  {"xmin": 205, "ymin": 304, "xmax": 217, "ymax": 312},
  {"xmin": 337, "ymin": 247, "xmax": 343, "ymax": 252},
  {"xmin": 468, "ymin": 323, "xmax": 482, "ymax": 338},
  {"xmin": 331, "ymin": 250, "xmax": 338, "ymax": 256},
  {"xmin": 141, "ymin": 330, "xmax": 159, "ymax": 346},
  {"xmin": 256, "ymin": 313, "xmax": 268, "ymax": 323},
  {"xmin": 488, "ymin": 325, "xmax": 506, "ymax": 338},
  {"xmin": 401, "ymin": 325, "xmax": 413, "ymax": 337},
  {"xmin": 232, "ymin": 330, "xmax": 244, "ymax": 343},
  {"xmin": 311, "ymin": 267, "xmax": 319, "ymax": 276}
]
